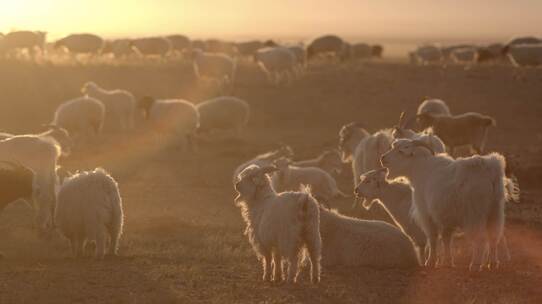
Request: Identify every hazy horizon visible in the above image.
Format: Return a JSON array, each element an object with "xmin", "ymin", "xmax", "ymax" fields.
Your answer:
[{"xmin": 1, "ymin": 0, "xmax": 541, "ymax": 43}]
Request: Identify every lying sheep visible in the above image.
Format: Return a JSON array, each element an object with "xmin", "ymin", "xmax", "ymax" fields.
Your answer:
[
  {"xmin": 416, "ymin": 112, "xmax": 496, "ymax": 155},
  {"xmin": 232, "ymin": 145, "xmax": 294, "ymax": 183},
  {"xmin": 255, "ymin": 47, "xmax": 297, "ymax": 85},
  {"xmin": 138, "ymin": 96, "xmax": 199, "ymax": 149},
  {"xmin": 195, "ymin": 96, "xmax": 249, "ymax": 137},
  {"xmin": 131, "ymin": 37, "xmax": 172, "ymax": 58},
  {"xmin": 307, "ymin": 35, "xmax": 350, "ymax": 62},
  {"xmin": 82, "ymin": 82, "xmax": 135, "ymax": 132},
  {"xmin": 502, "ymin": 44, "xmax": 542, "ymax": 67},
  {"xmin": 338, "ymin": 122, "xmax": 371, "ymax": 186},
  {"xmin": 318, "ymin": 196, "xmax": 420, "ymax": 268},
  {"xmin": 271, "ymin": 158, "xmax": 348, "ymax": 207},
  {"xmin": 0, "ymin": 161, "xmax": 36, "ymax": 214},
  {"xmin": 381, "ymin": 139, "xmax": 506, "ymax": 270},
  {"xmin": 54, "ymin": 34, "xmax": 104, "ymax": 56},
  {"xmin": 56, "ymin": 168, "xmax": 123, "ymax": 259},
  {"xmin": 355, "ymin": 169, "xmax": 426, "ymax": 255},
  {"xmin": 52, "ymin": 96, "xmax": 105, "ymax": 146},
  {"xmin": 234, "ymin": 165, "xmax": 321, "ymax": 283},
  {"xmin": 293, "ymin": 149, "xmax": 343, "ymax": 176},
  {"xmin": 192, "ymin": 49, "xmax": 236, "ymax": 93}
]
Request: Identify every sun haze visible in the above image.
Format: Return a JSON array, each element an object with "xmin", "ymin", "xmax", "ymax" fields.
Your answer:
[{"xmin": 1, "ymin": 0, "xmax": 541, "ymax": 42}]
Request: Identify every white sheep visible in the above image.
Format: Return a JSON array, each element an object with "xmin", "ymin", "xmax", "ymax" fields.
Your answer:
[
  {"xmin": 54, "ymin": 34, "xmax": 104, "ymax": 56},
  {"xmin": 234, "ymin": 165, "xmax": 321, "ymax": 283},
  {"xmin": 451, "ymin": 47, "xmax": 478, "ymax": 64},
  {"xmin": 82, "ymin": 82, "xmax": 135, "ymax": 132},
  {"xmin": 0, "ymin": 125, "xmax": 73, "ymax": 157},
  {"xmin": 307, "ymin": 35, "xmax": 350, "ymax": 62},
  {"xmin": 318, "ymin": 198, "xmax": 420, "ymax": 268},
  {"xmin": 254, "ymin": 47, "xmax": 297, "ymax": 85},
  {"xmin": 0, "ymin": 31, "xmax": 46, "ymax": 60},
  {"xmin": 195, "ymin": 96, "xmax": 249, "ymax": 137},
  {"xmin": 56, "ymin": 168, "xmax": 123, "ymax": 259},
  {"xmin": 271, "ymin": 158, "xmax": 348, "ymax": 208},
  {"xmin": 166, "ymin": 34, "xmax": 191, "ymax": 54},
  {"xmin": 52, "ymin": 96, "xmax": 105, "ymax": 146},
  {"xmin": 293, "ymin": 149, "xmax": 343, "ymax": 176},
  {"xmin": 138, "ymin": 96, "xmax": 199, "ymax": 150},
  {"xmin": 411, "ymin": 45, "xmax": 443, "ymax": 64},
  {"xmin": 417, "ymin": 98, "xmax": 451, "ymax": 117},
  {"xmin": 192, "ymin": 49, "xmax": 236, "ymax": 93},
  {"xmin": 232, "ymin": 145, "xmax": 294, "ymax": 184},
  {"xmin": 381, "ymin": 139, "xmax": 507, "ymax": 270},
  {"xmin": 0, "ymin": 136, "xmax": 60, "ymax": 236},
  {"xmin": 131, "ymin": 37, "xmax": 172, "ymax": 58},
  {"xmin": 351, "ymin": 43, "xmax": 373, "ymax": 59},
  {"xmin": 502, "ymin": 44, "xmax": 542, "ymax": 67},
  {"xmin": 416, "ymin": 111, "xmax": 496, "ymax": 155},
  {"xmin": 286, "ymin": 45, "xmax": 306, "ymax": 76}
]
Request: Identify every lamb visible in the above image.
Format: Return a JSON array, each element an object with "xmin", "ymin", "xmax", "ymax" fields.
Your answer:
[
  {"xmin": 82, "ymin": 82, "xmax": 136, "ymax": 132},
  {"xmin": 192, "ymin": 49, "xmax": 236, "ymax": 93},
  {"xmin": 54, "ymin": 34, "xmax": 104, "ymax": 56},
  {"xmin": 381, "ymin": 139, "xmax": 507, "ymax": 270},
  {"xmin": 293, "ymin": 149, "xmax": 343, "ymax": 176},
  {"xmin": 307, "ymin": 35, "xmax": 350, "ymax": 62},
  {"xmin": 138, "ymin": 96, "xmax": 199, "ymax": 150},
  {"xmin": 232, "ymin": 145, "xmax": 294, "ymax": 183},
  {"xmin": 0, "ymin": 136, "xmax": 60, "ymax": 236},
  {"xmin": 338, "ymin": 122, "xmax": 371, "ymax": 186},
  {"xmin": 271, "ymin": 158, "xmax": 348, "ymax": 207},
  {"xmin": 254, "ymin": 47, "xmax": 297, "ymax": 85},
  {"xmin": 234, "ymin": 165, "xmax": 321, "ymax": 283},
  {"xmin": 131, "ymin": 37, "xmax": 172, "ymax": 58},
  {"xmin": 52, "ymin": 96, "xmax": 105, "ymax": 146},
  {"xmin": 318, "ymin": 197, "xmax": 420, "ymax": 268},
  {"xmin": 416, "ymin": 111, "xmax": 496, "ymax": 155},
  {"xmin": 0, "ymin": 31, "xmax": 46, "ymax": 59},
  {"xmin": 502, "ymin": 44, "xmax": 542, "ymax": 67},
  {"xmin": 0, "ymin": 161, "xmax": 36, "ymax": 214},
  {"xmin": 195, "ymin": 96, "xmax": 249, "ymax": 137},
  {"xmin": 56, "ymin": 168, "xmax": 124, "ymax": 259},
  {"xmin": 354, "ymin": 169, "xmax": 426, "ymax": 255}
]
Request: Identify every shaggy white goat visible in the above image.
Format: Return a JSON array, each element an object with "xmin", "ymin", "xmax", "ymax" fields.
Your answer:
[
  {"xmin": 293, "ymin": 149, "xmax": 343, "ymax": 176},
  {"xmin": 52, "ymin": 96, "xmax": 105, "ymax": 146},
  {"xmin": 138, "ymin": 96, "xmax": 199, "ymax": 150},
  {"xmin": 381, "ymin": 139, "xmax": 506, "ymax": 270},
  {"xmin": 416, "ymin": 111, "xmax": 496, "ymax": 155},
  {"xmin": 255, "ymin": 47, "xmax": 297, "ymax": 86},
  {"xmin": 232, "ymin": 145, "xmax": 294, "ymax": 184},
  {"xmin": 192, "ymin": 49, "xmax": 236, "ymax": 93},
  {"xmin": 195, "ymin": 96, "xmax": 249, "ymax": 137},
  {"xmin": 82, "ymin": 81, "xmax": 136, "ymax": 132},
  {"xmin": 56, "ymin": 168, "xmax": 124, "ymax": 259},
  {"xmin": 271, "ymin": 158, "xmax": 348, "ymax": 207},
  {"xmin": 234, "ymin": 165, "xmax": 321, "ymax": 283}
]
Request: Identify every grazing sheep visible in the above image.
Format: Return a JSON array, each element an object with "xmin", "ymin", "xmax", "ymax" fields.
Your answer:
[
  {"xmin": 54, "ymin": 34, "xmax": 104, "ymax": 56},
  {"xmin": 232, "ymin": 145, "xmax": 294, "ymax": 183},
  {"xmin": 236, "ymin": 40, "xmax": 264, "ymax": 57},
  {"xmin": 131, "ymin": 37, "xmax": 172, "ymax": 57},
  {"xmin": 381, "ymin": 139, "xmax": 506, "ymax": 270},
  {"xmin": 318, "ymin": 199, "xmax": 420, "ymax": 268},
  {"xmin": 502, "ymin": 44, "xmax": 542, "ymax": 67},
  {"xmin": 166, "ymin": 34, "xmax": 191, "ymax": 54},
  {"xmin": 411, "ymin": 45, "xmax": 442, "ymax": 64},
  {"xmin": 192, "ymin": 49, "xmax": 236, "ymax": 93},
  {"xmin": 355, "ymin": 169, "xmax": 426, "ymax": 255},
  {"xmin": 271, "ymin": 158, "xmax": 348, "ymax": 207},
  {"xmin": 338, "ymin": 122, "xmax": 371, "ymax": 186},
  {"xmin": 0, "ymin": 31, "xmax": 46, "ymax": 59},
  {"xmin": 195, "ymin": 96, "xmax": 249, "ymax": 137},
  {"xmin": 52, "ymin": 96, "xmax": 105, "ymax": 145},
  {"xmin": 416, "ymin": 112, "xmax": 496, "ymax": 155},
  {"xmin": 0, "ymin": 161, "xmax": 36, "ymax": 213},
  {"xmin": 234, "ymin": 165, "xmax": 321, "ymax": 283},
  {"xmin": 0, "ymin": 136, "xmax": 60, "ymax": 235},
  {"xmin": 254, "ymin": 47, "xmax": 297, "ymax": 85},
  {"xmin": 82, "ymin": 82, "xmax": 135, "ymax": 132},
  {"xmin": 138, "ymin": 96, "xmax": 199, "ymax": 149},
  {"xmin": 56, "ymin": 168, "xmax": 123, "ymax": 259},
  {"xmin": 307, "ymin": 35, "xmax": 350, "ymax": 62},
  {"xmin": 294, "ymin": 149, "xmax": 343, "ymax": 176}
]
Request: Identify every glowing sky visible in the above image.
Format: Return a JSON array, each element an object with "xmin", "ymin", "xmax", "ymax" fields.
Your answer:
[{"xmin": 0, "ymin": 0, "xmax": 540, "ymax": 41}]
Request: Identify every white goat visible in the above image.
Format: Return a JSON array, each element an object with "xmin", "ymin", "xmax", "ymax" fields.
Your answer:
[
  {"xmin": 234, "ymin": 165, "xmax": 321, "ymax": 283},
  {"xmin": 82, "ymin": 81, "xmax": 135, "ymax": 132},
  {"xmin": 271, "ymin": 158, "xmax": 348, "ymax": 207},
  {"xmin": 52, "ymin": 96, "xmax": 105, "ymax": 146},
  {"xmin": 255, "ymin": 47, "xmax": 297, "ymax": 85},
  {"xmin": 381, "ymin": 139, "xmax": 506, "ymax": 270},
  {"xmin": 138, "ymin": 96, "xmax": 199, "ymax": 149},
  {"xmin": 56, "ymin": 168, "xmax": 123, "ymax": 259}
]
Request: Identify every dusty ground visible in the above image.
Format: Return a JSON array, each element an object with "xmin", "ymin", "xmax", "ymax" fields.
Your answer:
[{"xmin": 0, "ymin": 58, "xmax": 541, "ymax": 303}]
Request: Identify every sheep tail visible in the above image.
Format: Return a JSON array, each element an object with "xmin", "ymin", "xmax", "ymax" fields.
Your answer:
[{"xmin": 299, "ymin": 186, "xmax": 322, "ymax": 283}]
